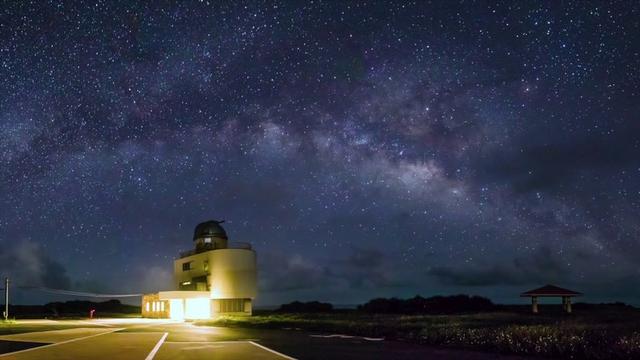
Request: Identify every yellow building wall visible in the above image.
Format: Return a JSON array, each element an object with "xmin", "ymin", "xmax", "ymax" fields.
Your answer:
[
  {"xmin": 173, "ymin": 248, "xmax": 257, "ymax": 300},
  {"xmin": 142, "ymin": 293, "xmax": 169, "ymax": 319},
  {"xmin": 209, "ymin": 249, "xmax": 257, "ymax": 299}
]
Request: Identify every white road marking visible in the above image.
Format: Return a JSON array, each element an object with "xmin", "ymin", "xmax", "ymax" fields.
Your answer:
[
  {"xmin": 310, "ymin": 334, "xmax": 355, "ymax": 339},
  {"xmin": 162, "ymin": 340, "xmax": 297, "ymax": 359},
  {"xmin": 249, "ymin": 341, "xmax": 298, "ymax": 360},
  {"xmin": 181, "ymin": 345, "xmax": 227, "ymax": 350},
  {"xmin": 310, "ymin": 334, "xmax": 384, "ymax": 341},
  {"xmin": 0, "ymin": 328, "xmax": 123, "ymax": 358},
  {"xmin": 77, "ymin": 320, "xmax": 113, "ymax": 327},
  {"xmin": 144, "ymin": 332, "xmax": 168, "ymax": 360},
  {"xmin": 164, "ymin": 341, "xmax": 255, "ymax": 344}
]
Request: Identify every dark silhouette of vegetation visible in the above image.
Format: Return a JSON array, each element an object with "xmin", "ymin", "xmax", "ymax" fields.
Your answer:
[
  {"xmin": 277, "ymin": 301, "xmax": 333, "ymax": 313},
  {"xmin": 4, "ymin": 300, "xmax": 139, "ymax": 318},
  {"xmin": 45, "ymin": 299, "xmax": 139, "ymax": 316},
  {"xmin": 358, "ymin": 295, "xmax": 495, "ymax": 314}
]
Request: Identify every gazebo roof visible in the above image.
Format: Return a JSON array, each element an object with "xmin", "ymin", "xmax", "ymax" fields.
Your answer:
[{"xmin": 520, "ymin": 284, "xmax": 582, "ymax": 297}]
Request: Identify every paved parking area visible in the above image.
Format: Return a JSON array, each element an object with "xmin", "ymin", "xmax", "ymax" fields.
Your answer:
[
  {"xmin": 0, "ymin": 318, "xmax": 537, "ymax": 359},
  {"xmin": 0, "ymin": 320, "xmax": 294, "ymax": 360}
]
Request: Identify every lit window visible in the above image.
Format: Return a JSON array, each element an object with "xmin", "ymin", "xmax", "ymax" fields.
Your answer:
[
  {"xmin": 152, "ymin": 302, "xmax": 156, "ymax": 312},
  {"xmin": 145, "ymin": 302, "xmax": 149, "ymax": 312},
  {"xmin": 160, "ymin": 302, "xmax": 165, "ymax": 311},
  {"xmin": 204, "ymin": 237, "xmax": 212, "ymax": 244}
]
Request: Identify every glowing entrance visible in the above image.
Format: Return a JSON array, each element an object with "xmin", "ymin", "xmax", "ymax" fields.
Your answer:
[
  {"xmin": 185, "ymin": 298, "xmax": 211, "ymax": 319},
  {"xmin": 169, "ymin": 299, "xmax": 184, "ymax": 320}
]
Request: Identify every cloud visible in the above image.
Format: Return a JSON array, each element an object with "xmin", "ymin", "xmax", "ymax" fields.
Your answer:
[
  {"xmin": 0, "ymin": 240, "xmax": 71, "ymax": 289},
  {"xmin": 338, "ymin": 246, "xmax": 411, "ymax": 289},
  {"xmin": 346, "ymin": 247, "xmax": 384, "ymax": 269},
  {"xmin": 478, "ymin": 123, "xmax": 640, "ymax": 194},
  {"xmin": 260, "ymin": 246, "xmax": 410, "ymax": 295},
  {"xmin": 137, "ymin": 265, "xmax": 174, "ymax": 293},
  {"xmin": 259, "ymin": 252, "xmax": 336, "ymax": 292},
  {"xmin": 428, "ymin": 246, "xmax": 569, "ymax": 287}
]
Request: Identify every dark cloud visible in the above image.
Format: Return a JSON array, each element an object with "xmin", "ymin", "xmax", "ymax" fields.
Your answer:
[
  {"xmin": 259, "ymin": 252, "xmax": 336, "ymax": 292},
  {"xmin": 259, "ymin": 247, "xmax": 410, "ymax": 297},
  {"xmin": 479, "ymin": 123, "xmax": 640, "ymax": 194},
  {"xmin": 339, "ymin": 247, "xmax": 411, "ymax": 289},
  {"xmin": 346, "ymin": 247, "xmax": 384, "ymax": 269},
  {"xmin": 428, "ymin": 246, "xmax": 569, "ymax": 287},
  {"xmin": 0, "ymin": 241, "xmax": 71, "ymax": 289}
]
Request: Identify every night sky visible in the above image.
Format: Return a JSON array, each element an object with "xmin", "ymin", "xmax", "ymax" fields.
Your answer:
[{"xmin": 1, "ymin": 1, "xmax": 639, "ymax": 306}]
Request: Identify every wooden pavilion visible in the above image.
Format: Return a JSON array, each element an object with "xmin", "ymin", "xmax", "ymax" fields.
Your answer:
[{"xmin": 520, "ymin": 284, "xmax": 582, "ymax": 313}]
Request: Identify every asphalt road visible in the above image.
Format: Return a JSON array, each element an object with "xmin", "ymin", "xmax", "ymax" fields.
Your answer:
[{"xmin": 0, "ymin": 319, "xmax": 534, "ymax": 359}]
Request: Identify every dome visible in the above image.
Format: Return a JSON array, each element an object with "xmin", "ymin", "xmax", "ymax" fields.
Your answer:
[{"xmin": 193, "ymin": 220, "xmax": 228, "ymax": 241}]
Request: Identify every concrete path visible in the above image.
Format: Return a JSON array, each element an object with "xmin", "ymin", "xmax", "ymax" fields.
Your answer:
[
  {"xmin": 0, "ymin": 320, "xmax": 292, "ymax": 360},
  {"xmin": 0, "ymin": 318, "xmax": 537, "ymax": 359}
]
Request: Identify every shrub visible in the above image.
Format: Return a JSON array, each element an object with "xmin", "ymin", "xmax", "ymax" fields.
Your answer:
[
  {"xmin": 277, "ymin": 301, "xmax": 333, "ymax": 313},
  {"xmin": 358, "ymin": 295, "xmax": 495, "ymax": 314}
]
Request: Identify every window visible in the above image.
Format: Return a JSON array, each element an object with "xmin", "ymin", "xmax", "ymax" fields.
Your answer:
[
  {"xmin": 145, "ymin": 302, "xmax": 149, "ymax": 312},
  {"xmin": 152, "ymin": 302, "xmax": 156, "ymax": 312},
  {"xmin": 179, "ymin": 280, "xmax": 195, "ymax": 290},
  {"xmin": 219, "ymin": 299, "xmax": 245, "ymax": 313},
  {"xmin": 203, "ymin": 261, "xmax": 209, "ymax": 271},
  {"xmin": 182, "ymin": 262, "xmax": 192, "ymax": 271},
  {"xmin": 160, "ymin": 302, "xmax": 165, "ymax": 311},
  {"xmin": 204, "ymin": 237, "xmax": 212, "ymax": 244}
]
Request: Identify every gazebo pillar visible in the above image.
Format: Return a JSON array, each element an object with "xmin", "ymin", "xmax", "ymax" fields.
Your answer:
[{"xmin": 521, "ymin": 285, "xmax": 582, "ymax": 314}]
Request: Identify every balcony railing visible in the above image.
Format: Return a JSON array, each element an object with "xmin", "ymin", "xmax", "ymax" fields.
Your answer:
[{"xmin": 178, "ymin": 242, "xmax": 253, "ymax": 258}]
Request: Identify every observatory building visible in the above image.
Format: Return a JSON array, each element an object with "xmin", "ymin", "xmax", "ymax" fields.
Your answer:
[{"xmin": 142, "ymin": 220, "xmax": 257, "ymax": 320}]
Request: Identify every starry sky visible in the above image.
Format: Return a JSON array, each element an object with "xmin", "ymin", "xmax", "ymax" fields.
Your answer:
[{"xmin": 1, "ymin": 1, "xmax": 639, "ymax": 306}]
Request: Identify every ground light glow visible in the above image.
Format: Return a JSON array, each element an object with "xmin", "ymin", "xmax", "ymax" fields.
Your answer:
[{"xmin": 185, "ymin": 298, "xmax": 211, "ymax": 319}]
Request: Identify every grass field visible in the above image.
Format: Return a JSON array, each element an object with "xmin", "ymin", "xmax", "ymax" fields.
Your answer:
[{"xmin": 196, "ymin": 308, "xmax": 640, "ymax": 359}]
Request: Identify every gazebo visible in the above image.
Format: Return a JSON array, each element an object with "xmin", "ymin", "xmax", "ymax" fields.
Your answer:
[{"xmin": 520, "ymin": 284, "xmax": 582, "ymax": 313}]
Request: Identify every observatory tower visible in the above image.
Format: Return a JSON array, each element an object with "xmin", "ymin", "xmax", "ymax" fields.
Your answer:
[{"xmin": 142, "ymin": 220, "xmax": 257, "ymax": 319}]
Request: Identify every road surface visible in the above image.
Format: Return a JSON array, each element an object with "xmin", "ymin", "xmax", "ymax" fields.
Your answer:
[{"xmin": 0, "ymin": 318, "xmax": 534, "ymax": 359}]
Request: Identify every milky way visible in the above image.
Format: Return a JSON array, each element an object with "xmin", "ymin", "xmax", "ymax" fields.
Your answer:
[{"xmin": 1, "ymin": 1, "xmax": 639, "ymax": 305}]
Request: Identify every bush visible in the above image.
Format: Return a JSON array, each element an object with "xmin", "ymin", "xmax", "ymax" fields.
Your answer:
[
  {"xmin": 277, "ymin": 301, "xmax": 333, "ymax": 313},
  {"xmin": 358, "ymin": 295, "xmax": 495, "ymax": 314}
]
